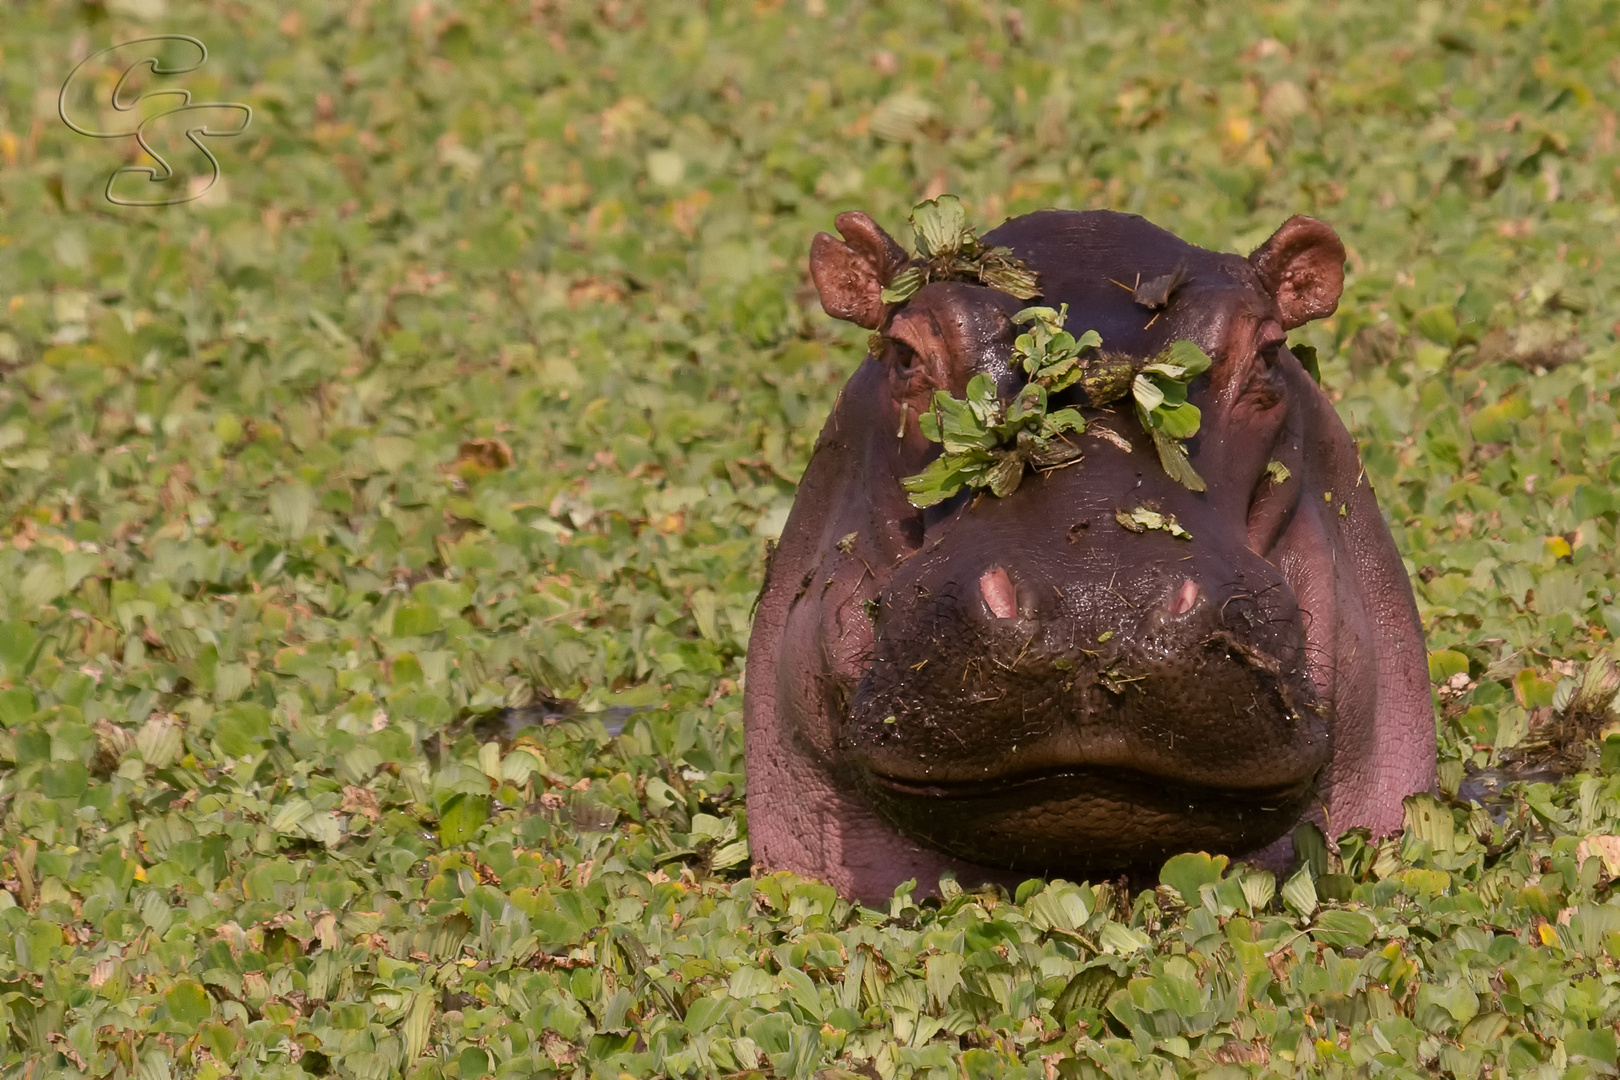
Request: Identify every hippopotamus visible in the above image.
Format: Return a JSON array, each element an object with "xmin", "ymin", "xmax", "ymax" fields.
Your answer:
[{"xmin": 744, "ymin": 206, "xmax": 1435, "ymax": 902}]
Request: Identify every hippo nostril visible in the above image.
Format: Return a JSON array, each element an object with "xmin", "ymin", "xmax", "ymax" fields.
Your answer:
[
  {"xmin": 1168, "ymin": 578, "xmax": 1201, "ymax": 616},
  {"xmin": 979, "ymin": 567, "xmax": 1017, "ymax": 619}
]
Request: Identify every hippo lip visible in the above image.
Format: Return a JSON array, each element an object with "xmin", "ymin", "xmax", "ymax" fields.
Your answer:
[{"xmin": 864, "ymin": 764, "xmax": 1318, "ymax": 809}]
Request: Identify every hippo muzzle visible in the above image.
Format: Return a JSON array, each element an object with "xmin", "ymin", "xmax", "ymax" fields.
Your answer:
[{"xmin": 844, "ymin": 439, "xmax": 1330, "ymax": 871}]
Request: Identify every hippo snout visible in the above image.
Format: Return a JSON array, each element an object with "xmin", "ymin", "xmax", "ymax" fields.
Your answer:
[{"xmin": 839, "ymin": 499, "xmax": 1331, "ymax": 872}]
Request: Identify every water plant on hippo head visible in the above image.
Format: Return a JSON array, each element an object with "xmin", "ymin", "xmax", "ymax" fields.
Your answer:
[
  {"xmin": 885, "ymin": 198, "xmax": 1219, "ymax": 506},
  {"xmin": 878, "ymin": 195, "xmax": 1041, "ymax": 305}
]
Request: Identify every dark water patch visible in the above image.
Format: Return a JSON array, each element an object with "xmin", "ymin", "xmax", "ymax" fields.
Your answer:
[
  {"xmin": 471, "ymin": 702, "xmax": 649, "ymax": 744},
  {"xmin": 1456, "ymin": 763, "xmax": 1566, "ymax": 827}
]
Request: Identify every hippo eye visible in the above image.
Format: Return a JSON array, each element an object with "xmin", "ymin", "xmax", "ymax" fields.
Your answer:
[
  {"xmin": 886, "ymin": 338, "xmax": 921, "ymax": 375},
  {"xmin": 1255, "ymin": 325, "xmax": 1287, "ymax": 367}
]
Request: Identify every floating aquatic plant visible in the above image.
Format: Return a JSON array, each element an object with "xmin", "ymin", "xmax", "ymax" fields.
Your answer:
[{"xmin": 903, "ymin": 303, "xmax": 1215, "ymax": 506}]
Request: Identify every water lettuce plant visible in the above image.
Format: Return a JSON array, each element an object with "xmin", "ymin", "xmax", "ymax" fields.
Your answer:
[{"xmin": 903, "ymin": 303, "xmax": 1215, "ymax": 507}]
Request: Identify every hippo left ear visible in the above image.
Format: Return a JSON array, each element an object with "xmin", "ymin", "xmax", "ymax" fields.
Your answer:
[{"xmin": 1248, "ymin": 216, "xmax": 1346, "ymax": 330}]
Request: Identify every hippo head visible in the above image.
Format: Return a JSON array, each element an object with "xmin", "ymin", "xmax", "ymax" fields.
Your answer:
[{"xmin": 745, "ymin": 208, "xmax": 1434, "ymax": 901}]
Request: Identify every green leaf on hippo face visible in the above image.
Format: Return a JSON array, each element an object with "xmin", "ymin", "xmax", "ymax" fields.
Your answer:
[
  {"xmin": 1132, "ymin": 373, "xmax": 1165, "ymax": 413},
  {"xmin": 880, "ymin": 266, "xmax": 925, "ymax": 305},
  {"xmin": 903, "ymin": 307, "xmax": 1104, "ymax": 506},
  {"xmin": 1148, "ymin": 429, "xmax": 1207, "ymax": 493},
  {"xmin": 1115, "ymin": 506, "xmax": 1192, "ymax": 539},
  {"xmin": 910, "ymin": 194, "xmax": 969, "ymax": 258},
  {"xmin": 1128, "ymin": 340, "xmax": 1212, "ymax": 490},
  {"xmin": 979, "ymin": 248, "xmax": 1041, "ymax": 299},
  {"xmin": 1154, "ymin": 400, "xmax": 1203, "ymax": 439},
  {"xmin": 984, "ymin": 452, "xmax": 1025, "ymax": 497},
  {"xmin": 1160, "ymin": 338, "xmax": 1213, "ymax": 379}
]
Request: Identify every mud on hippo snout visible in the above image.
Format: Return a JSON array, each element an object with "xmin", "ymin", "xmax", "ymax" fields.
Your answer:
[{"xmin": 744, "ymin": 206, "xmax": 1435, "ymax": 902}]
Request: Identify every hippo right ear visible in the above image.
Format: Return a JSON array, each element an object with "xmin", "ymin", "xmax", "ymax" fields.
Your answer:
[
  {"xmin": 809, "ymin": 212, "xmax": 911, "ymax": 330},
  {"xmin": 1248, "ymin": 215, "xmax": 1346, "ymax": 330}
]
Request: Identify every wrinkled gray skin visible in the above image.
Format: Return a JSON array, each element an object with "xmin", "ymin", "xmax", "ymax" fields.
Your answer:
[{"xmin": 744, "ymin": 209, "xmax": 1434, "ymax": 902}]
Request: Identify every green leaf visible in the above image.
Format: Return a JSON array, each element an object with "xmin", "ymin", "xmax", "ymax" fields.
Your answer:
[
  {"xmin": 439, "ymin": 793, "xmax": 489, "ymax": 846},
  {"xmin": 1044, "ymin": 407, "xmax": 1085, "ymax": 434},
  {"xmin": 984, "ymin": 452, "xmax": 1025, "ymax": 497},
  {"xmin": 1161, "ymin": 338, "xmax": 1213, "ymax": 379},
  {"xmin": 165, "ymin": 980, "xmax": 213, "ymax": 1029},
  {"xmin": 402, "ymin": 990, "xmax": 436, "ymax": 1062},
  {"xmin": 1054, "ymin": 964, "xmax": 1125, "ymax": 1017},
  {"xmin": 40, "ymin": 761, "xmax": 88, "ymax": 798},
  {"xmin": 216, "ymin": 703, "xmax": 272, "ymax": 758},
  {"xmin": 1149, "ymin": 428, "xmax": 1207, "ymax": 492},
  {"xmin": 0, "ymin": 622, "xmax": 36, "ymax": 678},
  {"xmin": 904, "ymin": 307, "xmax": 1109, "ymax": 504},
  {"xmin": 1311, "ymin": 909, "xmax": 1376, "ymax": 949},
  {"xmin": 1115, "ymin": 505, "xmax": 1192, "ymax": 539},
  {"xmin": 979, "ymin": 251, "xmax": 1041, "ymax": 299},
  {"xmin": 1154, "ymin": 400, "xmax": 1202, "ymax": 439},
  {"xmin": 1404, "ymin": 793, "xmax": 1456, "ymax": 853},
  {"xmin": 911, "ymin": 194, "xmax": 968, "ymax": 257},
  {"xmin": 392, "ymin": 602, "xmax": 443, "ymax": 637},
  {"xmin": 879, "ymin": 266, "xmax": 924, "ymax": 305},
  {"xmin": 0, "ymin": 688, "xmax": 34, "ymax": 726},
  {"xmin": 1159, "ymin": 852, "xmax": 1229, "ymax": 906},
  {"xmin": 1280, "ymin": 866, "xmax": 1318, "ymax": 917},
  {"xmin": 924, "ymin": 952, "xmax": 965, "ymax": 1010},
  {"xmin": 1427, "ymin": 649, "xmax": 1470, "ymax": 682},
  {"xmin": 1569, "ymin": 1028, "xmax": 1618, "ymax": 1067},
  {"xmin": 1239, "ymin": 870, "xmax": 1276, "ymax": 912},
  {"xmin": 1026, "ymin": 882, "xmax": 1094, "ymax": 931},
  {"xmin": 1133, "ymin": 373, "xmax": 1166, "ymax": 413}
]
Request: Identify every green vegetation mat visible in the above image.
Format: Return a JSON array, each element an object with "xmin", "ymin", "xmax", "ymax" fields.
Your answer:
[{"xmin": 2, "ymin": 1, "xmax": 1620, "ymax": 1077}]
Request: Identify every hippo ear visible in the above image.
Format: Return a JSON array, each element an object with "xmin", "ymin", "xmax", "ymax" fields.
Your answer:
[
  {"xmin": 809, "ymin": 211, "xmax": 911, "ymax": 330},
  {"xmin": 1248, "ymin": 216, "xmax": 1346, "ymax": 330}
]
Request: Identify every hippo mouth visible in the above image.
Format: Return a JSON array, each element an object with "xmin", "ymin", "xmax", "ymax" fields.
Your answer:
[
  {"xmin": 841, "ymin": 592, "xmax": 1331, "ymax": 874},
  {"xmin": 866, "ymin": 764, "xmax": 1317, "ymax": 808},
  {"xmin": 853, "ymin": 756, "xmax": 1323, "ymax": 874}
]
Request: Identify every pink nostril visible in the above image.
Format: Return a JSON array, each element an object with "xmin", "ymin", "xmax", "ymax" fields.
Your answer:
[
  {"xmin": 979, "ymin": 567, "xmax": 1017, "ymax": 619},
  {"xmin": 1169, "ymin": 578, "xmax": 1200, "ymax": 616}
]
